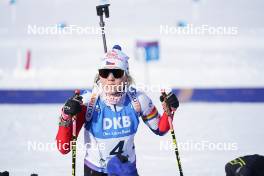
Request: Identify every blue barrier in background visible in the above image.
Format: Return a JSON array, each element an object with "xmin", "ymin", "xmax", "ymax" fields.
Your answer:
[
  {"xmin": 0, "ymin": 88, "xmax": 264, "ymax": 104},
  {"xmin": 0, "ymin": 90, "xmax": 74, "ymax": 104},
  {"xmin": 172, "ymin": 88, "xmax": 264, "ymax": 103}
]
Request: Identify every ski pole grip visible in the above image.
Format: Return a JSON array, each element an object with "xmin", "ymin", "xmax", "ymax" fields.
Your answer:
[
  {"xmin": 96, "ymin": 4, "xmax": 110, "ymax": 18},
  {"xmin": 71, "ymin": 89, "xmax": 81, "ymax": 121}
]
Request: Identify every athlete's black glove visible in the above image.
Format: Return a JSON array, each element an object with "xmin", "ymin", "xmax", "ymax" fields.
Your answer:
[
  {"xmin": 160, "ymin": 92, "xmax": 179, "ymax": 109},
  {"xmin": 63, "ymin": 94, "xmax": 83, "ymax": 116}
]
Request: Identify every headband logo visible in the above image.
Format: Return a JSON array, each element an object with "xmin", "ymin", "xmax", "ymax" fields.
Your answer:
[{"xmin": 106, "ymin": 61, "xmax": 115, "ymax": 65}]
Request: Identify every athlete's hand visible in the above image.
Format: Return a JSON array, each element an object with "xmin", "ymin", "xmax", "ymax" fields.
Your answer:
[
  {"xmin": 63, "ymin": 93, "xmax": 83, "ymax": 117},
  {"xmin": 160, "ymin": 92, "xmax": 179, "ymax": 112}
]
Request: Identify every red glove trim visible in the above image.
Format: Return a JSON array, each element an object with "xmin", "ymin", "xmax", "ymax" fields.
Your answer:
[{"xmin": 158, "ymin": 112, "xmax": 171, "ymax": 133}]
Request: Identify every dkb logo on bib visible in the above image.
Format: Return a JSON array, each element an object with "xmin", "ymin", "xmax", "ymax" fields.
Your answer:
[{"xmin": 103, "ymin": 116, "xmax": 131, "ymax": 130}]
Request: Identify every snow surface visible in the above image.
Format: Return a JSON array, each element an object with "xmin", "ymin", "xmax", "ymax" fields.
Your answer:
[{"xmin": 0, "ymin": 101, "xmax": 263, "ymax": 175}]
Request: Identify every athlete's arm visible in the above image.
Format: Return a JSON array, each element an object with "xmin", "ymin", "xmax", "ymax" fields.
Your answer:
[
  {"xmin": 56, "ymin": 90, "xmax": 91, "ymax": 154},
  {"xmin": 137, "ymin": 92, "xmax": 171, "ymax": 136}
]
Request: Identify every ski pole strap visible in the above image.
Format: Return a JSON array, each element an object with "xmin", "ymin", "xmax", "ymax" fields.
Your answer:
[{"xmin": 85, "ymin": 89, "xmax": 99, "ymax": 123}]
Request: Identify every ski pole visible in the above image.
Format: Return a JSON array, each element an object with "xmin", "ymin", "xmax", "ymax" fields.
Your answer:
[
  {"xmin": 96, "ymin": 1, "xmax": 110, "ymax": 53},
  {"xmin": 72, "ymin": 89, "xmax": 80, "ymax": 176},
  {"xmin": 161, "ymin": 91, "xmax": 184, "ymax": 176}
]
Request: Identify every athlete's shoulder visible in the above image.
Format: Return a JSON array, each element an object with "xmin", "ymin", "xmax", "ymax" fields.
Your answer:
[{"xmin": 133, "ymin": 89, "xmax": 155, "ymax": 115}]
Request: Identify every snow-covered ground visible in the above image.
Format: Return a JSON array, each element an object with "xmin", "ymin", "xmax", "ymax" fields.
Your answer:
[{"xmin": 0, "ymin": 101, "xmax": 264, "ymax": 175}]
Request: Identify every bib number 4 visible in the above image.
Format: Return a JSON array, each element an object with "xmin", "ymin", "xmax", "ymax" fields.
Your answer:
[{"xmin": 110, "ymin": 140, "xmax": 124, "ymax": 155}]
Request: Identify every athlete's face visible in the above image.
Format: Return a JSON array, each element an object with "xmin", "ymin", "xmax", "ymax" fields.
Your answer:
[{"xmin": 99, "ymin": 69, "xmax": 127, "ymax": 94}]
